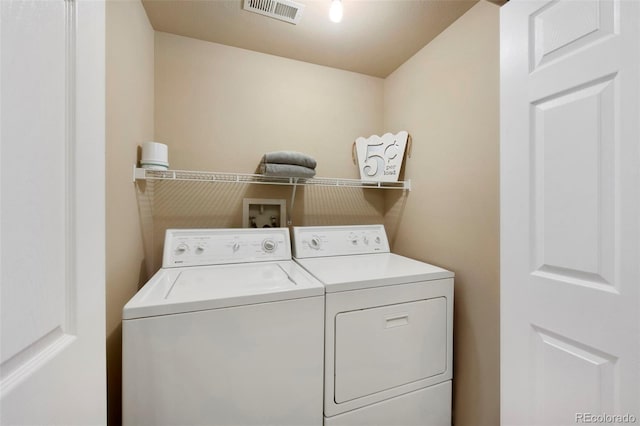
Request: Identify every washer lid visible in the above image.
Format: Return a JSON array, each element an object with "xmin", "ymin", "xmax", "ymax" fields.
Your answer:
[
  {"xmin": 295, "ymin": 253, "xmax": 453, "ymax": 293},
  {"xmin": 123, "ymin": 261, "xmax": 324, "ymax": 319}
]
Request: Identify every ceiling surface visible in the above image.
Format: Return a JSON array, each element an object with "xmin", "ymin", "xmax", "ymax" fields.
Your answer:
[{"xmin": 142, "ymin": 0, "xmax": 480, "ymax": 78}]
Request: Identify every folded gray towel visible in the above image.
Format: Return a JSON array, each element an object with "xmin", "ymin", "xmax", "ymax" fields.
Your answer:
[
  {"xmin": 262, "ymin": 151, "xmax": 317, "ymax": 169},
  {"xmin": 260, "ymin": 163, "xmax": 316, "ymax": 178}
]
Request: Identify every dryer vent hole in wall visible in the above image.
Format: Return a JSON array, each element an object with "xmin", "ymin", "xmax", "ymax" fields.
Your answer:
[{"xmin": 243, "ymin": 0, "xmax": 305, "ymax": 24}]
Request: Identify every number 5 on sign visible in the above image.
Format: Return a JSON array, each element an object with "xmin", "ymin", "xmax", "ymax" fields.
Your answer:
[{"xmin": 354, "ymin": 131, "xmax": 409, "ymax": 182}]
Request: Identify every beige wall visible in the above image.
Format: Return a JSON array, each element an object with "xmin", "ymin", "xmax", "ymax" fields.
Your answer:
[
  {"xmin": 155, "ymin": 32, "xmax": 384, "ymax": 178},
  {"xmin": 105, "ymin": 1, "xmax": 154, "ymax": 424},
  {"xmin": 147, "ymin": 32, "xmax": 387, "ymax": 269},
  {"xmin": 384, "ymin": 2, "xmax": 500, "ymax": 425}
]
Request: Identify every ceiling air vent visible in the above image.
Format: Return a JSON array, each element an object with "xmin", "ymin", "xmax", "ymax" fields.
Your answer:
[{"xmin": 243, "ymin": 0, "xmax": 305, "ymax": 25}]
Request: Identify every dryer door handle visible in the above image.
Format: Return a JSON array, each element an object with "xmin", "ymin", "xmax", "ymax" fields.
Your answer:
[{"xmin": 385, "ymin": 313, "xmax": 409, "ymax": 328}]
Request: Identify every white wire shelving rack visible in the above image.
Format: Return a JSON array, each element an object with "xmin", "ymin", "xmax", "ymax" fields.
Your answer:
[{"xmin": 132, "ymin": 167, "xmax": 411, "ymax": 191}]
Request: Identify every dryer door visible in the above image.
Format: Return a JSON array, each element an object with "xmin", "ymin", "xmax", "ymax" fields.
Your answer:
[{"xmin": 334, "ymin": 297, "xmax": 447, "ymax": 403}]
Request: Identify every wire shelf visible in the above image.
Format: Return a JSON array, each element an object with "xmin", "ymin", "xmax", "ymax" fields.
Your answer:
[{"xmin": 133, "ymin": 167, "xmax": 411, "ymax": 191}]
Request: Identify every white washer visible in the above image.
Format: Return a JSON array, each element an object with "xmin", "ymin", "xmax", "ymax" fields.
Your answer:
[
  {"xmin": 122, "ymin": 228, "xmax": 325, "ymax": 426},
  {"xmin": 292, "ymin": 225, "xmax": 454, "ymax": 426}
]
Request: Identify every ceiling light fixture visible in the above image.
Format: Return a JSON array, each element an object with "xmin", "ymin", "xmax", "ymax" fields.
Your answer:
[{"xmin": 329, "ymin": 0, "xmax": 343, "ymax": 23}]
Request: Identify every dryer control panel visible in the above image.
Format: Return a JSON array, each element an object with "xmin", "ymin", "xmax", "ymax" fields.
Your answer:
[
  {"xmin": 291, "ymin": 225, "xmax": 390, "ymax": 258},
  {"xmin": 163, "ymin": 228, "xmax": 291, "ymax": 268}
]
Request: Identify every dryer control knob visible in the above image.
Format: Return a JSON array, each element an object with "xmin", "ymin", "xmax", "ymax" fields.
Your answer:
[
  {"xmin": 309, "ymin": 237, "xmax": 322, "ymax": 250},
  {"xmin": 195, "ymin": 244, "xmax": 206, "ymax": 254},
  {"xmin": 232, "ymin": 242, "xmax": 241, "ymax": 252},
  {"xmin": 175, "ymin": 243, "xmax": 189, "ymax": 255},
  {"xmin": 262, "ymin": 239, "xmax": 277, "ymax": 253},
  {"xmin": 348, "ymin": 232, "xmax": 359, "ymax": 245}
]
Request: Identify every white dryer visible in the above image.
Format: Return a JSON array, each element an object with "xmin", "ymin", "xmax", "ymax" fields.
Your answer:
[
  {"xmin": 122, "ymin": 228, "xmax": 324, "ymax": 426},
  {"xmin": 292, "ymin": 225, "xmax": 454, "ymax": 426}
]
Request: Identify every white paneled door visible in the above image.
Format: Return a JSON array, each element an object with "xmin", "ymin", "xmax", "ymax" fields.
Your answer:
[
  {"xmin": 0, "ymin": 1, "xmax": 105, "ymax": 424},
  {"xmin": 501, "ymin": 0, "xmax": 639, "ymax": 424}
]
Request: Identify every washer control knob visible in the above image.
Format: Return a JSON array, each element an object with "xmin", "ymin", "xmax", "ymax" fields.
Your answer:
[
  {"xmin": 363, "ymin": 236, "xmax": 369, "ymax": 245},
  {"xmin": 309, "ymin": 237, "xmax": 322, "ymax": 250},
  {"xmin": 175, "ymin": 243, "xmax": 189, "ymax": 255},
  {"xmin": 262, "ymin": 239, "xmax": 277, "ymax": 253},
  {"xmin": 195, "ymin": 244, "xmax": 206, "ymax": 254},
  {"xmin": 375, "ymin": 236, "xmax": 381, "ymax": 244},
  {"xmin": 232, "ymin": 242, "xmax": 241, "ymax": 252}
]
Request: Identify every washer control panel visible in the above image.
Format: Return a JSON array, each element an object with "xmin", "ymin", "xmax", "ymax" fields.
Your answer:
[
  {"xmin": 163, "ymin": 228, "xmax": 290, "ymax": 268},
  {"xmin": 291, "ymin": 225, "xmax": 390, "ymax": 258}
]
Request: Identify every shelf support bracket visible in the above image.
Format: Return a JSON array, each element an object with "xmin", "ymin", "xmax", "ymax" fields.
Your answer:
[
  {"xmin": 133, "ymin": 164, "xmax": 147, "ymax": 182},
  {"xmin": 287, "ymin": 179, "xmax": 299, "ymax": 226}
]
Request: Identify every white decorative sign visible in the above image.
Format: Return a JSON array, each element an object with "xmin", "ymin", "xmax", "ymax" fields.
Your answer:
[{"xmin": 355, "ymin": 131, "xmax": 408, "ymax": 182}]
